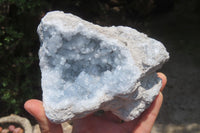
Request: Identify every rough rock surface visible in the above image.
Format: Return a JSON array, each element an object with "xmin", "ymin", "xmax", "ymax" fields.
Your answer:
[
  {"xmin": 0, "ymin": 114, "xmax": 32, "ymax": 133},
  {"xmin": 38, "ymin": 11, "xmax": 169, "ymax": 123}
]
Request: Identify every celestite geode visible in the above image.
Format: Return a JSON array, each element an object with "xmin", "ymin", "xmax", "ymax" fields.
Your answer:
[{"xmin": 38, "ymin": 11, "xmax": 169, "ymax": 123}]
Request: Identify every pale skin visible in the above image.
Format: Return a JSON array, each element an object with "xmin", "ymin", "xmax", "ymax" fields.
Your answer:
[{"xmin": 24, "ymin": 72, "xmax": 167, "ymax": 133}]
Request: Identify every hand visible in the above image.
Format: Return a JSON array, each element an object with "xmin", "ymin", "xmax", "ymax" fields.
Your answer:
[{"xmin": 24, "ymin": 72, "xmax": 167, "ymax": 133}]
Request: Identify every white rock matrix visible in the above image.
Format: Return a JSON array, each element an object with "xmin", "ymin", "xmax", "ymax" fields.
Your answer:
[{"xmin": 38, "ymin": 11, "xmax": 169, "ymax": 123}]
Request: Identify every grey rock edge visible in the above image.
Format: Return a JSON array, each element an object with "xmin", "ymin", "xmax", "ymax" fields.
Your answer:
[
  {"xmin": 0, "ymin": 114, "xmax": 32, "ymax": 133},
  {"xmin": 38, "ymin": 11, "xmax": 169, "ymax": 123}
]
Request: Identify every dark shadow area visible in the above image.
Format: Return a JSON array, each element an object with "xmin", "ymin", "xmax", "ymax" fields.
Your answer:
[{"xmin": 144, "ymin": 1, "xmax": 200, "ymax": 125}]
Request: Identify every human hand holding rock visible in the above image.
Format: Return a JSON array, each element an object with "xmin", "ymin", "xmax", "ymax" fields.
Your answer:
[
  {"xmin": 26, "ymin": 11, "xmax": 169, "ymax": 133},
  {"xmin": 24, "ymin": 72, "xmax": 167, "ymax": 133}
]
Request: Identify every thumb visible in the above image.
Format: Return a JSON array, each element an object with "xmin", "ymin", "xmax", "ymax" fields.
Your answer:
[{"xmin": 24, "ymin": 99, "xmax": 63, "ymax": 133}]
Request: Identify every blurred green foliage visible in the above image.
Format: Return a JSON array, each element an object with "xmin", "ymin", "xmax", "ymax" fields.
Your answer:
[
  {"xmin": 0, "ymin": 0, "xmax": 47, "ymax": 115},
  {"xmin": 0, "ymin": 0, "xmax": 176, "ymax": 116}
]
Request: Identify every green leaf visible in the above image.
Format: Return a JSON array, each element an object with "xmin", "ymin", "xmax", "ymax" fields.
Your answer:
[
  {"xmin": 10, "ymin": 99, "xmax": 16, "ymax": 104},
  {"xmin": 2, "ymin": 82, "xmax": 7, "ymax": 87},
  {"xmin": 1, "ymin": 91, "xmax": 11, "ymax": 100}
]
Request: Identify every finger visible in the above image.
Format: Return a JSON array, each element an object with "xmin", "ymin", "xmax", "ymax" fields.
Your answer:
[
  {"xmin": 24, "ymin": 99, "xmax": 63, "ymax": 133},
  {"xmin": 157, "ymin": 72, "xmax": 167, "ymax": 92},
  {"xmin": 24, "ymin": 99, "xmax": 45, "ymax": 122},
  {"xmin": 133, "ymin": 92, "xmax": 163, "ymax": 133}
]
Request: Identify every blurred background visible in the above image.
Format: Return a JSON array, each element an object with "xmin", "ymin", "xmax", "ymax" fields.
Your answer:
[{"xmin": 0, "ymin": 0, "xmax": 200, "ymax": 132}]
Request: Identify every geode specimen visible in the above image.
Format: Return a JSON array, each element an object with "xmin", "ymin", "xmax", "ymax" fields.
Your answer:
[{"xmin": 38, "ymin": 11, "xmax": 169, "ymax": 123}]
